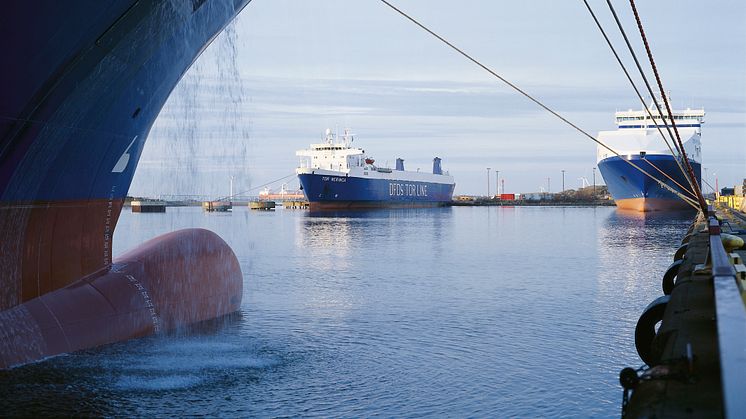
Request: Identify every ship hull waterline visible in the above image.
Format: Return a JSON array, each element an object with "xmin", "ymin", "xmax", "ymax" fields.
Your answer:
[
  {"xmin": 298, "ymin": 172, "xmax": 456, "ymax": 210},
  {"xmin": 598, "ymin": 154, "xmax": 701, "ymax": 212},
  {"xmin": 0, "ymin": 1, "xmax": 251, "ymax": 368},
  {"xmin": 0, "ymin": 228, "xmax": 243, "ymax": 369}
]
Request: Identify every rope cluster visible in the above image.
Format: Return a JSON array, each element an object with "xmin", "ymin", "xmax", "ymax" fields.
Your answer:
[{"xmin": 379, "ymin": 0, "xmax": 706, "ymax": 212}]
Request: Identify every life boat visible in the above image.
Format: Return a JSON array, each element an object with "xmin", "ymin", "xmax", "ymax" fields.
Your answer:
[{"xmin": 365, "ymin": 158, "xmax": 375, "ymax": 165}]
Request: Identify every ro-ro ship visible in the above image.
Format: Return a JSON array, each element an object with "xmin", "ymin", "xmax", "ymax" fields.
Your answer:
[
  {"xmin": 597, "ymin": 100, "xmax": 704, "ymax": 211},
  {"xmin": 296, "ymin": 129, "xmax": 456, "ymax": 210}
]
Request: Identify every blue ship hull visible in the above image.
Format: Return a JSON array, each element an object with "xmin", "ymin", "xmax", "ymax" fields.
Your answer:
[
  {"xmin": 598, "ymin": 154, "xmax": 700, "ymax": 211},
  {"xmin": 1, "ymin": 0, "xmax": 250, "ymax": 202},
  {"xmin": 0, "ymin": 0, "xmax": 251, "ymax": 311},
  {"xmin": 298, "ymin": 173, "xmax": 455, "ymax": 210},
  {"xmin": 0, "ymin": 1, "xmax": 250, "ymax": 367}
]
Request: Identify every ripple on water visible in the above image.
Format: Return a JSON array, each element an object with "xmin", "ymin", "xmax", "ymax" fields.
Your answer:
[
  {"xmin": 115, "ymin": 374, "xmax": 204, "ymax": 391},
  {"xmin": 1, "ymin": 206, "xmax": 694, "ymax": 417}
]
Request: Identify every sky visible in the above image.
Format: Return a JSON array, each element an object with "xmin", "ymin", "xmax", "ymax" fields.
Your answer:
[{"xmin": 130, "ymin": 0, "xmax": 746, "ymax": 198}]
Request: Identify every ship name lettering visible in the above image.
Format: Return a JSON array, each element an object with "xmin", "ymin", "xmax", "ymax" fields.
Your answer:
[
  {"xmin": 322, "ymin": 176, "xmax": 347, "ymax": 183},
  {"xmin": 389, "ymin": 183, "xmax": 427, "ymax": 197}
]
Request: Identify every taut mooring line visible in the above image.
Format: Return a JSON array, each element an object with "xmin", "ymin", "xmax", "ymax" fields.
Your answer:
[{"xmin": 378, "ymin": 0, "xmax": 700, "ymax": 209}]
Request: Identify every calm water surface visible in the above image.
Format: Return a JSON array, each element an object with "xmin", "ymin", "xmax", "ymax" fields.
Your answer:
[{"xmin": 0, "ymin": 206, "xmax": 694, "ymax": 417}]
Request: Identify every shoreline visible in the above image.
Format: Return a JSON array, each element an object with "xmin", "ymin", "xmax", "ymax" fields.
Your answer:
[
  {"xmin": 449, "ymin": 199, "xmax": 616, "ymax": 207},
  {"xmin": 123, "ymin": 199, "xmax": 618, "ymax": 208}
]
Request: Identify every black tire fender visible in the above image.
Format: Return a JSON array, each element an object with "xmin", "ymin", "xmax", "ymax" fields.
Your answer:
[
  {"xmin": 635, "ymin": 295, "xmax": 670, "ymax": 366},
  {"xmin": 662, "ymin": 259, "xmax": 684, "ymax": 295},
  {"xmin": 674, "ymin": 243, "xmax": 688, "ymax": 261}
]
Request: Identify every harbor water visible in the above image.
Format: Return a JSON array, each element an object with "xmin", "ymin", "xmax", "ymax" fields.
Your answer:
[{"xmin": 0, "ymin": 206, "xmax": 694, "ymax": 417}]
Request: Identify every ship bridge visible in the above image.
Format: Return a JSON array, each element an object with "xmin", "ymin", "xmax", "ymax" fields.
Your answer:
[
  {"xmin": 615, "ymin": 103, "xmax": 705, "ymax": 129},
  {"xmin": 296, "ymin": 128, "xmax": 366, "ymax": 172},
  {"xmin": 597, "ymin": 100, "xmax": 705, "ymax": 163}
]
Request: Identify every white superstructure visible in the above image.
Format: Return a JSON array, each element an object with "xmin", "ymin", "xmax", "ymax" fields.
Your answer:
[
  {"xmin": 296, "ymin": 128, "xmax": 454, "ymax": 185},
  {"xmin": 596, "ymin": 99, "xmax": 704, "ymax": 163}
]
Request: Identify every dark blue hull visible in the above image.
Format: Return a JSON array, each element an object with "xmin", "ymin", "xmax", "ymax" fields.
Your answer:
[
  {"xmin": 298, "ymin": 173, "xmax": 455, "ymax": 210},
  {"xmin": 0, "ymin": 1, "xmax": 250, "ymax": 309},
  {"xmin": 0, "ymin": 0, "xmax": 251, "ymax": 369},
  {"xmin": 598, "ymin": 154, "xmax": 700, "ymax": 211},
  {"xmin": 1, "ymin": 0, "xmax": 251, "ymax": 202}
]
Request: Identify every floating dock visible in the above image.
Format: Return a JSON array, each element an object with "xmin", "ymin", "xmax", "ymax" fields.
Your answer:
[
  {"xmin": 281, "ymin": 200, "xmax": 309, "ymax": 209},
  {"xmin": 249, "ymin": 201, "xmax": 276, "ymax": 210},
  {"xmin": 130, "ymin": 199, "xmax": 166, "ymax": 213},
  {"xmin": 202, "ymin": 201, "xmax": 232, "ymax": 212},
  {"xmin": 622, "ymin": 204, "xmax": 746, "ymax": 418}
]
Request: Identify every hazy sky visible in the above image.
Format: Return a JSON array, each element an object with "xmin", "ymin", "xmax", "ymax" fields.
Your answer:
[{"xmin": 131, "ymin": 0, "xmax": 746, "ymax": 197}]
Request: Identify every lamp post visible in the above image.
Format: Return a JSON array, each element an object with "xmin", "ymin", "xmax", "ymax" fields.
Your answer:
[
  {"xmin": 487, "ymin": 167, "xmax": 491, "ymax": 197},
  {"xmin": 592, "ymin": 167, "xmax": 596, "ymax": 197}
]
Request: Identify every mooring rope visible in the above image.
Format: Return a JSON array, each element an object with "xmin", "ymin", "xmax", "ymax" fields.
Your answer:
[
  {"xmin": 602, "ymin": 0, "xmax": 700, "ymax": 200},
  {"xmin": 378, "ymin": 0, "xmax": 700, "ymax": 210},
  {"xmin": 627, "ymin": 0, "xmax": 708, "ymax": 213},
  {"xmin": 215, "ymin": 172, "xmax": 297, "ymax": 202},
  {"xmin": 582, "ymin": 0, "xmax": 697, "ymax": 201}
]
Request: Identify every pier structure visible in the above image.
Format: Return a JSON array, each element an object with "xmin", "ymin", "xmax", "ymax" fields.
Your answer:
[
  {"xmin": 622, "ymin": 204, "xmax": 746, "ymax": 417},
  {"xmin": 249, "ymin": 201, "xmax": 276, "ymax": 210},
  {"xmin": 281, "ymin": 200, "xmax": 309, "ymax": 209},
  {"xmin": 202, "ymin": 201, "xmax": 233, "ymax": 212},
  {"xmin": 130, "ymin": 200, "xmax": 166, "ymax": 213}
]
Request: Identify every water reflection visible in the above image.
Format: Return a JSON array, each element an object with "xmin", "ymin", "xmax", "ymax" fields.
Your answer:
[
  {"xmin": 295, "ymin": 208, "xmax": 451, "ymax": 315},
  {"xmin": 6, "ymin": 206, "xmax": 698, "ymax": 417},
  {"xmin": 299, "ymin": 208, "xmax": 452, "ymax": 265},
  {"xmin": 596, "ymin": 208, "xmax": 695, "ymax": 316}
]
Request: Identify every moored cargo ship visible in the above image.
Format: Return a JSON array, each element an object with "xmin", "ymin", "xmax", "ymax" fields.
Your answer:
[
  {"xmin": 0, "ymin": 0, "xmax": 249, "ymax": 368},
  {"xmin": 596, "ymin": 99, "xmax": 704, "ymax": 211},
  {"xmin": 296, "ymin": 129, "xmax": 455, "ymax": 210}
]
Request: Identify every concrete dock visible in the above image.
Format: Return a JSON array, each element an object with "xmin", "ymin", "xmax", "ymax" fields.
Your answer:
[{"xmin": 623, "ymin": 204, "xmax": 746, "ymax": 418}]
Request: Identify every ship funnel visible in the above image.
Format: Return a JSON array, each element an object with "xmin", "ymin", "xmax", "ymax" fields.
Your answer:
[
  {"xmin": 396, "ymin": 158, "xmax": 405, "ymax": 171},
  {"xmin": 432, "ymin": 157, "xmax": 442, "ymax": 175}
]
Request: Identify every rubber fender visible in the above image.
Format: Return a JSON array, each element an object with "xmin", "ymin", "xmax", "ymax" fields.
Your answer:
[
  {"xmin": 662, "ymin": 259, "xmax": 684, "ymax": 295},
  {"xmin": 673, "ymin": 243, "xmax": 688, "ymax": 261},
  {"xmin": 635, "ymin": 295, "xmax": 670, "ymax": 366},
  {"xmin": 681, "ymin": 233, "xmax": 693, "ymax": 245}
]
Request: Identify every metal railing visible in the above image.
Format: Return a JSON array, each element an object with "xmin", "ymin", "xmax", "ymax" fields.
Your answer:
[{"xmin": 708, "ymin": 208, "xmax": 746, "ymax": 418}]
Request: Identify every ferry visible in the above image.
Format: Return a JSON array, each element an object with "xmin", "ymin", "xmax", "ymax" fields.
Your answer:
[
  {"xmin": 596, "ymin": 99, "xmax": 704, "ymax": 211},
  {"xmin": 296, "ymin": 129, "xmax": 456, "ymax": 210}
]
